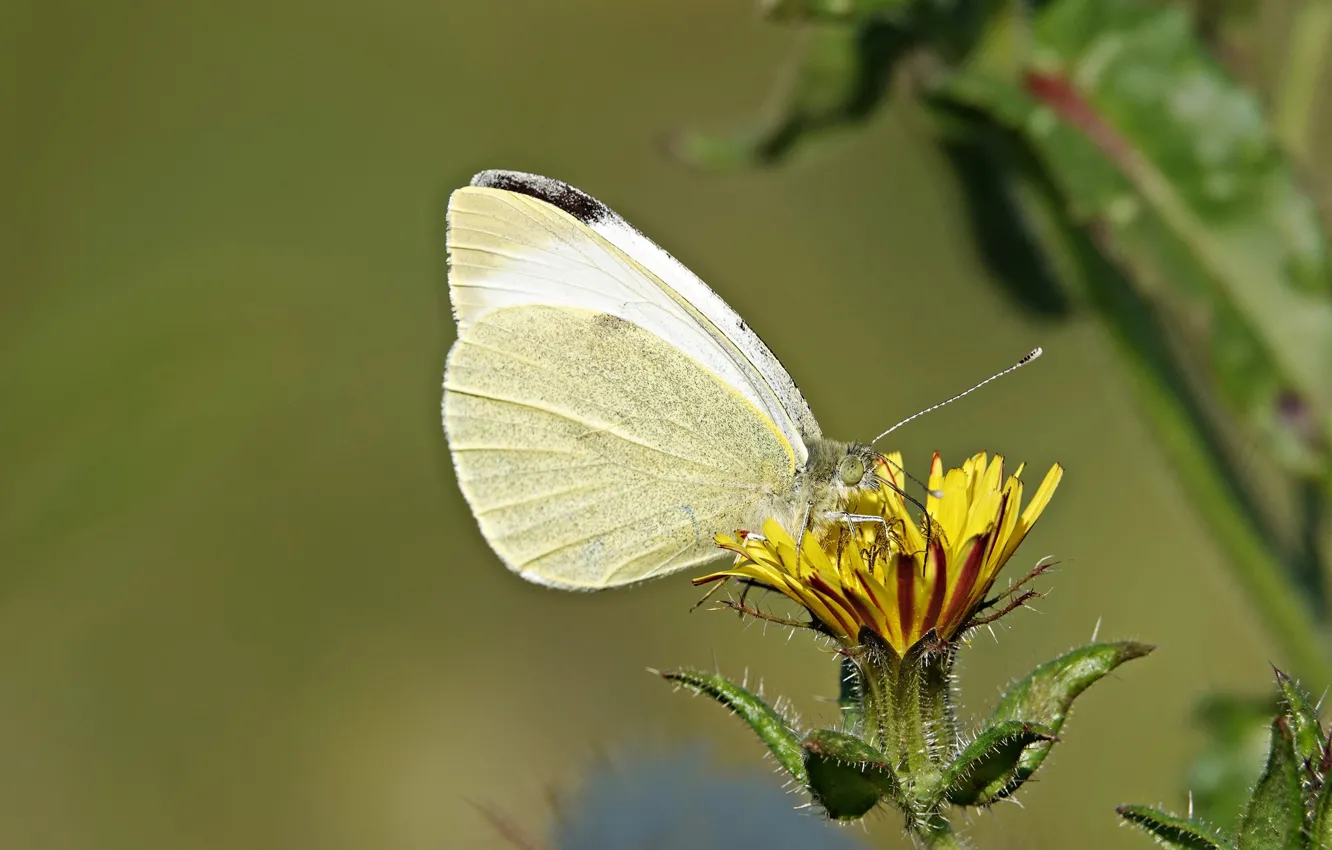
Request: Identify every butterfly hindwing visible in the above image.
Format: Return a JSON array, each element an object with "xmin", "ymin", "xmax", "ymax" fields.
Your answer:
[{"xmin": 444, "ymin": 305, "xmax": 795, "ymax": 588}]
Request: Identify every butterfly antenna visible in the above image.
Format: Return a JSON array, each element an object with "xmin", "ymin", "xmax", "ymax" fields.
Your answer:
[
  {"xmin": 876, "ymin": 454, "xmax": 939, "ymax": 500},
  {"xmin": 870, "ymin": 348, "xmax": 1043, "ymax": 447}
]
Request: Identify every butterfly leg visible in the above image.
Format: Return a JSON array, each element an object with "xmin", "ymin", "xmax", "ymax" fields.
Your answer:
[
  {"xmin": 831, "ymin": 513, "xmax": 892, "ymax": 535},
  {"xmin": 793, "ymin": 500, "xmax": 813, "ymax": 573},
  {"xmin": 844, "ymin": 512, "xmax": 939, "ymax": 574},
  {"xmin": 827, "ymin": 512, "xmax": 894, "ymax": 571}
]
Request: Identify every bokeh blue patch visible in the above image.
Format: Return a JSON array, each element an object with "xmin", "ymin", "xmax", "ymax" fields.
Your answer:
[{"xmin": 553, "ymin": 750, "xmax": 865, "ymax": 850}]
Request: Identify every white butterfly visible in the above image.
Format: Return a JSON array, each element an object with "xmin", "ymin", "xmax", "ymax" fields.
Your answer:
[{"xmin": 442, "ymin": 170, "xmax": 1034, "ymax": 590}]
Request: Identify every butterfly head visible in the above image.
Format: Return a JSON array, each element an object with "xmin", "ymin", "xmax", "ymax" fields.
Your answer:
[{"xmin": 797, "ymin": 440, "xmax": 882, "ymax": 516}]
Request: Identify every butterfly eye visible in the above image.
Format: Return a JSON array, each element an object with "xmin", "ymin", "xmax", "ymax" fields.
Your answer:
[{"xmin": 838, "ymin": 455, "xmax": 866, "ymax": 486}]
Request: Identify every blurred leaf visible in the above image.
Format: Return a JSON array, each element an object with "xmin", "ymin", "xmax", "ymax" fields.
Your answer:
[
  {"xmin": 1236, "ymin": 718, "xmax": 1304, "ymax": 850},
  {"xmin": 934, "ymin": 117, "xmax": 1076, "ymax": 317},
  {"xmin": 928, "ymin": 102, "xmax": 1332, "ymax": 679},
  {"xmin": 1190, "ymin": 0, "xmax": 1261, "ymax": 89},
  {"xmin": 801, "ymin": 728, "xmax": 896, "ymax": 820},
  {"xmin": 1116, "ymin": 804, "xmax": 1236, "ymax": 849},
  {"xmin": 945, "ymin": 0, "xmax": 1332, "ymax": 480},
  {"xmin": 1275, "ymin": 667, "xmax": 1326, "ymax": 768},
  {"xmin": 1189, "ymin": 693, "xmax": 1281, "ymax": 833},
  {"xmin": 942, "ymin": 720, "xmax": 1056, "ymax": 806},
  {"xmin": 669, "ymin": 22, "xmax": 912, "ymax": 169},
  {"xmin": 657, "ymin": 669, "xmax": 807, "ymax": 783},
  {"xmin": 715, "ymin": 0, "xmax": 1332, "ymax": 690},
  {"xmin": 987, "ymin": 641, "xmax": 1153, "ymax": 776}
]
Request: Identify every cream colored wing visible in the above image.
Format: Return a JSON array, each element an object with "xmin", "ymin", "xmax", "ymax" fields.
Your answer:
[
  {"xmin": 444, "ymin": 305, "xmax": 796, "ymax": 589},
  {"xmin": 447, "ymin": 170, "xmax": 820, "ymax": 465}
]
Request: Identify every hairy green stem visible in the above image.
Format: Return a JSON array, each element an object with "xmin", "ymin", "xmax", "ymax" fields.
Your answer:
[
  {"xmin": 855, "ymin": 640, "xmax": 954, "ymax": 806},
  {"xmin": 917, "ymin": 813, "xmax": 968, "ymax": 849}
]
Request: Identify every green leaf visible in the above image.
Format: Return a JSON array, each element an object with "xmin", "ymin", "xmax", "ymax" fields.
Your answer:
[
  {"xmin": 1275, "ymin": 667, "xmax": 1326, "ymax": 770},
  {"xmin": 987, "ymin": 641, "xmax": 1154, "ymax": 777},
  {"xmin": 657, "ymin": 669, "xmax": 807, "ymax": 783},
  {"xmin": 931, "ymin": 109, "xmax": 1075, "ymax": 319},
  {"xmin": 946, "ymin": 0, "xmax": 1332, "ymax": 480},
  {"xmin": 801, "ymin": 728, "xmax": 896, "ymax": 821},
  {"xmin": 1237, "ymin": 718, "xmax": 1304, "ymax": 850},
  {"xmin": 1116, "ymin": 804, "xmax": 1235, "ymax": 849},
  {"xmin": 943, "ymin": 720, "xmax": 1056, "ymax": 806},
  {"xmin": 668, "ymin": 22, "xmax": 911, "ymax": 169}
]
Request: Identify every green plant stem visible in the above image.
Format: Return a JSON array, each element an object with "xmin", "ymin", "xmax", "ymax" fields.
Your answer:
[
  {"xmin": 1151, "ymin": 378, "xmax": 1331, "ymax": 682},
  {"xmin": 916, "ymin": 814, "xmax": 967, "ymax": 849},
  {"xmin": 1275, "ymin": 0, "xmax": 1332, "ymax": 161},
  {"xmin": 855, "ymin": 641, "xmax": 951, "ymax": 802}
]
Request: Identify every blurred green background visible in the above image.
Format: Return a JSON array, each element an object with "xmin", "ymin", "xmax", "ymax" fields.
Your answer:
[{"xmin": 3, "ymin": 1, "xmax": 1311, "ymax": 847}]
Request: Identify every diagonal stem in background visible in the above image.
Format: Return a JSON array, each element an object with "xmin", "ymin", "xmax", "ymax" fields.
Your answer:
[{"xmin": 1274, "ymin": 0, "xmax": 1332, "ymax": 162}]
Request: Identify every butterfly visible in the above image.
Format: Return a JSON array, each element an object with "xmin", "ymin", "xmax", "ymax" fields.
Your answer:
[{"xmin": 441, "ymin": 170, "xmax": 1036, "ymax": 590}]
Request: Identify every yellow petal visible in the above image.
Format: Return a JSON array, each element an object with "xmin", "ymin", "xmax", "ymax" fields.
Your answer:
[
  {"xmin": 801, "ymin": 528, "xmax": 836, "ymax": 577},
  {"xmin": 997, "ymin": 463, "xmax": 1063, "ymax": 566},
  {"xmin": 859, "ymin": 567, "xmax": 902, "ymax": 651},
  {"xmin": 785, "ymin": 578, "xmax": 857, "ymax": 640},
  {"xmin": 925, "ymin": 452, "xmax": 944, "ymax": 517},
  {"xmin": 936, "ymin": 465, "xmax": 971, "ymax": 545},
  {"xmin": 882, "ymin": 452, "xmax": 905, "ymax": 492},
  {"xmin": 964, "ymin": 452, "xmax": 989, "ymax": 502},
  {"xmin": 986, "ymin": 477, "xmax": 1023, "ymax": 570},
  {"xmin": 762, "ymin": 518, "xmax": 795, "ymax": 550}
]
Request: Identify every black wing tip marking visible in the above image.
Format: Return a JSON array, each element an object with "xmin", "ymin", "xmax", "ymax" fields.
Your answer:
[{"xmin": 469, "ymin": 169, "xmax": 611, "ymax": 226}]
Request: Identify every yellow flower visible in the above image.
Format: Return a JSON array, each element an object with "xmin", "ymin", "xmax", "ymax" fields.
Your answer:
[{"xmin": 697, "ymin": 452, "xmax": 1063, "ymax": 655}]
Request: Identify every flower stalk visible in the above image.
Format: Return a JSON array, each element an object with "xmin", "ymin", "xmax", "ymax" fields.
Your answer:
[
  {"xmin": 847, "ymin": 636, "xmax": 955, "ymax": 808},
  {"xmin": 918, "ymin": 814, "xmax": 967, "ymax": 850}
]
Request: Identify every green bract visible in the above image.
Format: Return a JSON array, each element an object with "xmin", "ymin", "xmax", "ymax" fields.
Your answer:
[{"xmin": 661, "ymin": 639, "xmax": 1151, "ymax": 843}]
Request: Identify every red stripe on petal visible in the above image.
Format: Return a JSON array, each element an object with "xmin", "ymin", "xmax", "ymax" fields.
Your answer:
[
  {"xmin": 809, "ymin": 574, "xmax": 839, "ymax": 598},
  {"xmin": 896, "ymin": 553, "xmax": 917, "ymax": 644},
  {"xmin": 984, "ymin": 492, "xmax": 1011, "ymax": 564},
  {"xmin": 940, "ymin": 531, "xmax": 991, "ymax": 635},
  {"xmin": 842, "ymin": 590, "xmax": 881, "ymax": 638},
  {"xmin": 921, "ymin": 538, "xmax": 948, "ymax": 635},
  {"xmin": 859, "ymin": 576, "xmax": 891, "ymax": 640}
]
